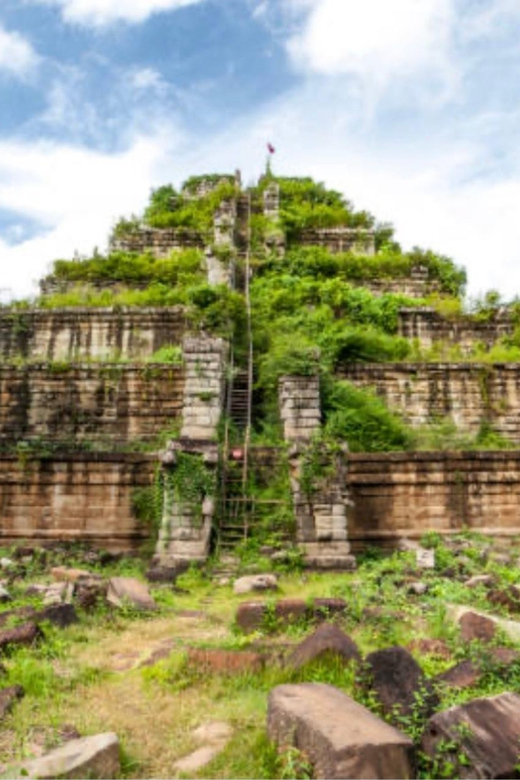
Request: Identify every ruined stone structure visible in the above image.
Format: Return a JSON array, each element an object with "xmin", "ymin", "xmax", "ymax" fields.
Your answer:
[
  {"xmin": 299, "ymin": 227, "xmax": 375, "ymax": 256},
  {"xmin": 3, "ymin": 169, "xmax": 520, "ymax": 564},
  {"xmin": 110, "ymin": 227, "xmax": 206, "ymax": 256},
  {"xmin": 347, "ymin": 452, "xmax": 520, "ymax": 547},
  {"xmin": 0, "ymin": 364, "xmax": 184, "ymax": 444},
  {"xmin": 0, "ymin": 307, "xmax": 186, "ymax": 362},
  {"xmin": 341, "ymin": 363, "xmax": 520, "ymax": 442},
  {"xmin": 398, "ymin": 307, "xmax": 515, "ymax": 352},
  {"xmin": 279, "ymin": 376, "xmax": 355, "ymax": 570},
  {"xmin": 0, "ymin": 454, "xmax": 154, "ymax": 550},
  {"xmin": 155, "ymin": 338, "xmax": 227, "ymax": 568},
  {"xmin": 182, "ymin": 172, "xmax": 240, "ymax": 200},
  {"xmin": 362, "ymin": 266, "xmax": 442, "ymax": 298},
  {"xmin": 263, "ymin": 182, "xmax": 280, "ymax": 220}
]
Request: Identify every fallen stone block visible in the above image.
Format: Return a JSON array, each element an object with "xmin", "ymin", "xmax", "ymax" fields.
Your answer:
[
  {"xmin": 422, "ymin": 692, "xmax": 520, "ymax": 779},
  {"xmin": 487, "ymin": 585, "xmax": 520, "ymax": 613},
  {"xmin": 408, "ymin": 638, "xmax": 451, "ymax": 659},
  {"xmin": 435, "ymin": 660, "xmax": 480, "ymax": 690},
  {"xmin": 464, "ymin": 574, "xmax": 496, "ymax": 589},
  {"xmin": 173, "ymin": 745, "xmax": 222, "ymax": 774},
  {"xmin": 0, "ymin": 586, "xmax": 11, "ymax": 603},
  {"xmin": 42, "ymin": 583, "xmax": 68, "ymax": 607},
  {"xmin": 0, "ymin": 623, "xmax": 42, "ymax": 652},
  {"xmin": 173, "ymin": 721, "xmax": 232, "ymax": 774},
  {"xmin": 267, "ymin": 683, "xmax": 415, "ymax": 779},
  {"xmin": 286, "ymin": 623, "xmax": 360, "ymax": 671},
  {"xmin": 235, "ymin": 602, "xmax": 266, "ymax": 633},
  {"xmin": 145, "ymin": 565, "xmax": 178, "ymax": 584},
  {"xmin": 447, "ymin": 603, "xmax": 520, "ymax": 642},
  {"xmin": 408, "ymin": 581, "xmax": 428, "ymax": 595},
  {"xmin": 34, "ymin": 604, "xmax": 78, "ymax": 629},
  {"xmin": 106, "ymin": 577, "xmax": 156, "ymax": 611},
  {"xmin": 0, "ymin": 685, "xmax": 24, "ymax": 720},
  {"xmin": 312, "ymin": 598, "xmax": 347, "ymax": 620},
  {"xmin": 14, "ymin": 732, "xmax": 120, "ymax": 779},
  {"xmin": 275, "ymin": 599, "xmax": 309, "ymax": 623},
  {"xmin": 416, "ymin": 548, "xmax": 435, "ymax": 570},
  {"xmin": 435, "ymin": 647, "xmax": 519, "ymax": 690},
  {"xmin": 365, "ymin": 646, "xmax": 438, "ymax": 719},
  {"xmin": 74, "ymin": 578, "xmax": 107, "ymax": 611},
  {"xmin": 459, "ymin": 611, "xmax": 497, "ymax": 643},
  {"xmin": 191, "ymin": 721, "xmax": 233, "ymax": 744},
  {"xmin": 236, "ymin": 598, "xmax": 348, "ymax": 634},
  {"xmin": 51, "ymin": 567, "xmax": 95, "ymax": 583},
  {"xmin": 187, "ymin": 647, "xmax": 265, "ymax": 675},
  {"xmin": 233, "ymin": 574, "xmax": 278, "ymax": 595}
]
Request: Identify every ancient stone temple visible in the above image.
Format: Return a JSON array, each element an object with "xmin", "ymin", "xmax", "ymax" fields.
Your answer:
[{"xmin": 2, "ymin": 171, "xmax": 520, "ymax": 566}]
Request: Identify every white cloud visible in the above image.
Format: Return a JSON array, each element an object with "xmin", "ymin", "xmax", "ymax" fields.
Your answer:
[
  {"xmin": 0, "ymin": 132, "xmax": 181, "ymax": 299},
  {"xmin": 0, "ymin": 26, "xmax": 38, "ymax": 78},
  {"xmin": 130, "ymin": 67, "xmax": 168, "ymax": 94},
  {"xmin": 288, "ymin": 0, "xmax": 453, "ymax": 74},
  {"xmin": 31, "ymin": 0, "xmax": 204, "ymax": 26},
  {"xmin": 285, "ymin": 0, "xmax": 457, "ymax": 102}
]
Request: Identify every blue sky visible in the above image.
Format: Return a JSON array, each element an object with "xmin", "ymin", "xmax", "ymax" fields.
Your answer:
[{"xmin": 1, "ymin": 0, "xmax": 520, "ymax": 299}]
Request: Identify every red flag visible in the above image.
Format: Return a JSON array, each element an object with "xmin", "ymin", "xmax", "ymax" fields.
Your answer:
[{"xmin": 267, "ymin": 142, "xmax": 276, "ymax": 154}]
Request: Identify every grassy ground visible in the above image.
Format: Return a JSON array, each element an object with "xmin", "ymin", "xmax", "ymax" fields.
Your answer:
[{"xmin": 0, "ymin": 534, "xmax": 519, "ymax": 778}]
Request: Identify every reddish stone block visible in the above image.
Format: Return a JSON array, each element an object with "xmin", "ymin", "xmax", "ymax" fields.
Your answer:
[{"xmin": 187, "ymin": 647, "xmax": 265, "ymax": 675}]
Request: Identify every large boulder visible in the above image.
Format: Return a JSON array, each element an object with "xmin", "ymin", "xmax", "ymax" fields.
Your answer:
[
  {"xmin": 15, "ymin": 732, "xmax": 120, "ymax": 778},
  {"xmin": 422, "ymin": 692, "xmax": 520, "ymax": 779},
  {"xmin": 365, "ymin": 646, "xmax": 438, "ymax": 719},
  {"xmin": 267, "ymin": 683, "xmax": 415, "ymax": 779},
  {"xmin": 233, "ymin": 574, "xmax": 277, "ymax": 595},
  {"xmin": 286, "ymin": 624, "xmax": 361, "ymax": 671},
  {"xmin": 106, "ymin": 577, "xmax": 156, "ymax": 611}
]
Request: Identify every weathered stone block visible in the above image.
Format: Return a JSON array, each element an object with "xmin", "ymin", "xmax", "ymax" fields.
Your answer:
[
  {"xmin": 267, "ymin": 683, "xmax": 415, "ymax": 779},
  {"xmin": 422, "ymin": 693, "xmax": 520, "ymax": 779},
  {"xmin": 286, "ymin": 624, "xmax": 360, "ymax": 671}
]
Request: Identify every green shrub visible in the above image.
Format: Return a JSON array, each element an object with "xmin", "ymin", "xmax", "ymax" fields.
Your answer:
[{"xmin": 322, "ymin": 379, "xmax": 414, "ymax": 452}]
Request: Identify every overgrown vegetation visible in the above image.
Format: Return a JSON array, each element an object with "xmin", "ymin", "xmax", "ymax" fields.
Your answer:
[
  {"xmin": 48, "ymin": 249, "xmax": 204, "ymax": 286},
  {"xmin": 9, "ymin": 172, "xmax": 520, "ymax": 454}
]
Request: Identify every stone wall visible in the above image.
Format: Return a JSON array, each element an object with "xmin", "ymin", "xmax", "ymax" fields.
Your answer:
[
  {"xmin": 347, "ymin": 452, "xmax": 520, "ymax": 547},
  {"xmin": 279, "ymin": 375, "xmax": 355, "ymax": 569},
  {"xmin": 360, "ymin": 270, "xmax": 441, "ymax": 299},
  {"xmin": 279, "ymin": 375, "xmax": 321, "ymax": 443},
  {"xmin": 0, "ymin": 307, "xmax": 187, "ymax": 362},
  {"xmin": 298, "ymin": 227, "xmax": 375, "ymax": 256},
  {"xmin": 340, "ymin": 363, "xmax": 520, "ymax": 442},
  {"xmin": 109, "ymin": 227, "xmax": 206, "ymax": 256},
  {"xmin": 155, "ymin": 337, "xmax": 228, "ymax": 567},
  {"xmin": 398, "ymin": 307, "xmax": 514, "ymax": 352},
  {"xmin": 0, "ymin": 364, "xmax": 184, "ymax": 445},
  {"xmin": 0, "ymin": 453, "xmax": 154, "ymax": 550}
]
